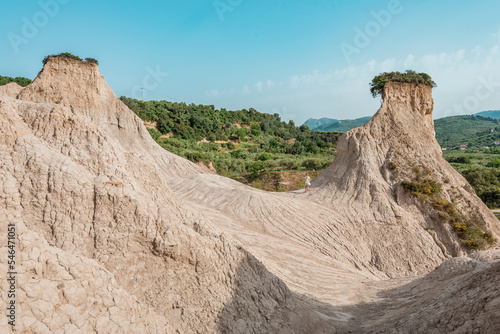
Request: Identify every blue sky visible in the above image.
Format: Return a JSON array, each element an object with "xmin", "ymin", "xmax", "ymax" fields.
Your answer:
[{"xmin": 1, "ymin": 0, "xmax": 500, "ymax": 124}]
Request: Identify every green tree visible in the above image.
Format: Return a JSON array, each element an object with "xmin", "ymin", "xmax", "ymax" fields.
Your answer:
[
  {"xmin": 230, "ymin": 149, "xmax": 248, "ymax": 159},
  {"xmin": 0, "ymin": 75, "xmax": 32, "ymax": 87},
  {"xmin": 259, "ymin": 153, "xmax": 272, "ymax": 161},
  {"xmin": 248, "ymin": 161, "xmax": 266, "ymax": 176},
  {"xmin": 208, "ymin": 133, "xmax": 217, "ymax": 142},
  {"xmin": 186, "ymin": 152, "xmax": 204, "ymax": 162},
  {"xmin": 157, "ymin": 116, "xmax": 174, "ymax": 134},
  {"xmin": 302, "ymin": 159, "xmax": 322, "ymax": 170},
  {"xmin": 251, "ymin": 123, "xmax": 262, "ymax": 136},
  {"xmin": 237, "ymin": 128, "xmax": 247, "ymax": 141},
  {"xmin": 290, "ymin": 141, "xmax": 304, "ymax": 155}
]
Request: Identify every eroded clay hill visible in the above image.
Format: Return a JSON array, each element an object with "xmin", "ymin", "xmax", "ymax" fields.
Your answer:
[
  {"xmin": 0, "ymin": 57, "xmax": 329, "ymax": 334},
  {"xmin": 1, "ymin": 57, "xmax": 499, "ymax": 334},
  {"xmin": 311, "ymin": 82, "xmax": 500, "ymax": 276}
]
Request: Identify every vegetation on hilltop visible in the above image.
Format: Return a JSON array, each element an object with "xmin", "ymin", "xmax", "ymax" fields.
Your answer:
[
  {"xmin": 122, "ymin": 95, "xmax": 500, "ymax": 203},
  {"xmin": 43, "ymin": 52, "xmax": 99, "ymax": 65},
  {"xmin": 120, "ymin": 97, "xmax": 341, "ymax": 145},
  {"xmin": 435, "ymin": 115, "xmax": 500, "ymax": 148},
  {"xmin": 310, "ymin": 113, "xmax": 500, "ymax": 147},
  {"xmin": 0, "ymin": 75, "xmax": 32, "ymax": 87},
  {"xmin": 370, "ymin": 70, "xmax": 437, "ymax": 98},
  {"xmin": 120, "ymin": 97, "xmax": 341, "ymax": 178}
]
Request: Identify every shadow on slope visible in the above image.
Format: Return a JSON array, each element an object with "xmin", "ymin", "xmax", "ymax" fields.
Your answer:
[
  {"xmin": 216, "ymin": 249, "xmax": 353, "ymax": 334},
  {"xmin": 325, "ymin": 255, "xmax": 500, "ymax": 334}
]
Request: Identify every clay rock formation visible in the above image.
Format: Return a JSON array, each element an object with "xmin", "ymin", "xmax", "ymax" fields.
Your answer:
[
  {"xmin": 165, "ymin": 80, "xmax": 500, "ymax": 332},
  {"xmin": 312, "ymin": 82, "xmax": 500, "ymax": 277},
  {"xmin": 365, "ymin": 251, "xmax": 500, "ymax": 333},
  {"xmin": 1, "ymin": 57, "xmax": 499, "ymax": 334},
  {"xmin": 0, "ymin": 57, "xmax": 328, "ymax": 333},
  {"xmin": 0, "ymin": 82, "xmax": 23, "ymax": 98}
]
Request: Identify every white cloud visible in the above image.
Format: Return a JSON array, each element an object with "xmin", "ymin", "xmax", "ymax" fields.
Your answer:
[
  {"xmin": 289, "ymin": 75, "xmax": 300, "ymax": 89},
  {"xmin": 266, "ymin": 80, "xmax": 276, "ymax": 89},
  {"xmin": 255, "ymin": 81, "xmax": 263, "ymax": 93},
  {"xmin": 206, "ymin": 89, "xmax": 219, "ymax": 98},
  {"xmin": 494, "ymin": 26, "xmax": 500, "ymax": 43},
  {"xmin": 204, "ymin": 44, "xmax": 500, "ymax": 123},
  {"xmin": 404, "ymin": 54, "xmax": 415, "ymax": 67},
  {"xmin": 490, "ymin": 45, "xmax": 499, "ymax": 56},
  {"xmin": 380, "ymin": 58, "xmax": 396, "ymax": 72},
  {"xmin": 471, "ymin": 45, "xmax": 484, "ymax": 58}
]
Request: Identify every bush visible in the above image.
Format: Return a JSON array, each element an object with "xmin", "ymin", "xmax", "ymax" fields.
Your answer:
[
  {"xmin": 446, "ymin": 156, "xmax": 471, "ymax": 164},
  {"xmin": 185, "ymin": 152, "xmax": 204, "ymax": 163},
  {"xmin": 248, "ymin": 161, "xmax": 266, "ymax": 176},
  {"xmin": 85, "ymin": 57, "xmax": 99, "ymax": 65},
  {"xmin": 266, "ymin": 160, "xmax": 278, "ymax": 169},
  {"xmin": 198, "ymin": 142, "xmax": 219, "ymax": 152},
  {"xmin": 248, "ymin": 145, "xmax": 259, "ymax": 153},
  {"xmin": 42, "ymin": 53, "xmax": 99, "ymax": 66},
  {"xmin": 431, "ymin": 199, "xmax": 454, "ymax": 214},
  {"xmin": 281, "ymin": 159, "xmax": 299, "ymax": 170},
  {"xmin": 157, "ymin": 117, "xmax": 174, "ymax": 134},
  {"xmin": 216, "ymin": 133, "xmax": 228, "ymax": 141},
  {"xmin": 251, "ymin": 123, "xmax": 262, "ymax": 136},
  {"xmin": 43, "ymin": 52, "xmax": 82, "ymax": 64},
  {"xmin": 454, "ymin": 222, "xmax": 467, "ymax": 233},
  {"xmin": 301, "ymin": 159, "xmax": 322, "ymax": 170},
  {"xmin": 370, "ymin": 70, "xmax": 436, "ymax": 98},
  {"xmin": 236, "ymin": 128, "xmax": 247, "ymax": 141},
  {"xmin": 259, "ymin": 153, "xmax": 273, "ymax": 161},
  {"xmin": 147, "ymin": 128, "xmax": 161, "ymax": 141},
  {"xmin": 405, "ymin": 177, "xmax": 498, "ymax": 250},
  {"xmin": 230, "ymin": 149, "xmax": 248, "ymax": 159},
  {"xmin": 402, "ymin": 179, "xmax": 441, "ymax": 195},
  {"xmin": 208, "ymin": 133, "xmax": 217, "ymax": 142},
  {"xmin": 0, "ymin": 75, "xmax": 32, "ymax": 87}
]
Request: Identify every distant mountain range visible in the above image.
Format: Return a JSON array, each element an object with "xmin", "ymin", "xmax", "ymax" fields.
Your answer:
[
  {"xmin": 474, "ymin": 110, "xmax": 500, "ymax": 118},
  {"xmin": 304, "ymin": 116, "xmax": 371, "ymax": 132},
  {"xmin": 305, "ymin": 110, "xmax": 500, "ymax": 148},
  {"xmin": 303, "ymin": 117, "xmax": 338, "ymax": 129}
]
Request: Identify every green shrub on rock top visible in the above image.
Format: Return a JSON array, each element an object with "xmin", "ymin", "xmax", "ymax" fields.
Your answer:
[
  {"xmin": 85, "ymin": 57, "xmax": 99, "ymax": 65},
  {"xmin": 43, "ymin": 53, "xmax": 99, "ymax": 65},
  {"xmin": 370, "ymin": 70, "xmax": 437, "ymax": 98}
]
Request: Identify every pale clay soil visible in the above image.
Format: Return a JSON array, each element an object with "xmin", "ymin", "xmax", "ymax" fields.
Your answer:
[{"xmin": 0, "ymin": 58, "xmax": 499, "ymax": 333}]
